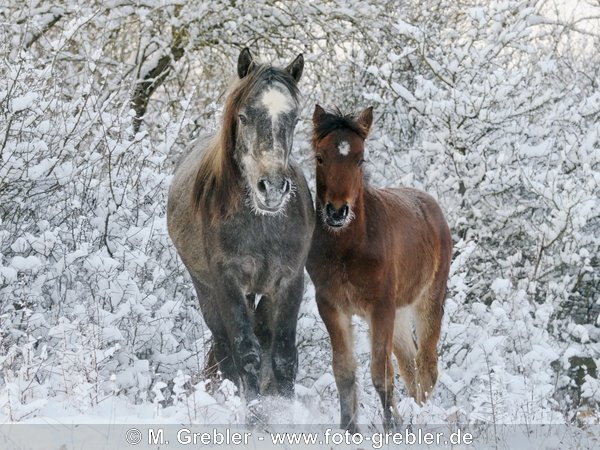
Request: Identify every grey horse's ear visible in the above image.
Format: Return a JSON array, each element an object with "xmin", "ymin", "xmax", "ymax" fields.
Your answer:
[
  {"xmin": 286, "ymin": 54, "xmax": 304, "ymax": 82},
  {"xmin": 238, "ymin": 48, "xmax": 256, "ymax": 79},
  {"xmin": 357, "ymin": 106, "xmax": 374, "ymax": 136},
  {"xmin": 313, "ymin": 104, "xmax": 327, "ymax": 125}
]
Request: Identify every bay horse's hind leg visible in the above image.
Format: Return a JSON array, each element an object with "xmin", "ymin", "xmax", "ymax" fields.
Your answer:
[
  {"xmin": 317, "ymin": 301, "xmax": 359, "ymax": 433},
  {"xmin": 393, "ymin": 307, "xmax": 418, "ymax": 401},
  {"xmin": 370, "ymin": 307, "xmax": 401, "ymax": 431},
  {"xmin": 414, "ymin": 287, "xmax": 444, "ymax": 404}
]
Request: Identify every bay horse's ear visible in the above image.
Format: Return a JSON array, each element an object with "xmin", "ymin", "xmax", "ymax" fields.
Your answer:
[
  {"xmin": 286, "ymin": 54, "xmax": 304, "ymax": 82},
  {"xmin": 357, "ymin": 106, "xmax": 374, "ymax": 136},
  {"xmin": 238, "ymin": 48, "xmax": 255, "ymax": 79},
  {"xmin": 313, "ymin": 104, "xmax": 327, "ymax": 125}
]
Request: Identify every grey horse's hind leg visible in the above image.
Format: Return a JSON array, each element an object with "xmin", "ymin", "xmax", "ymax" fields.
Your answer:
[{"xmin": 271, "ymin": 274, "xmax": 304, "ymax": 397}]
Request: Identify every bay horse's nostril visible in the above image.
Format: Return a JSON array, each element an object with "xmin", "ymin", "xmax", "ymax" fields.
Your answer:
[
  {"xmin": 326, "ymin": 202, "xmax": 336, "ymax": 217},
  {"xmin": 340, "ymin": 204, "xmax": 349, "ymax": 220},
  {"xmin": 325, "ymin": 203, "xmax": 349, "ymax": 221}
]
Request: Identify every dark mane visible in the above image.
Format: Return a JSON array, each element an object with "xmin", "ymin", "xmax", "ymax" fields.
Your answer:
[
  {"xmin": 312, "ymin": 107, "xmax": 370, "ymax": 147},
  {"xmin": 193, "ymin": 63, "xmax": 300, "ymax": 224}
]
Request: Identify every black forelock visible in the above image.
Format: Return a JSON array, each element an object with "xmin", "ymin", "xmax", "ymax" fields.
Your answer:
[{"xmin": 313, "ymin": 107, "xmax": 369, "ymax": 142}]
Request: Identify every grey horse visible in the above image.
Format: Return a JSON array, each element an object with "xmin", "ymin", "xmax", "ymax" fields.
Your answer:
[{"xmin": 167, "ymin": 48, "xmax": 314, "ymax": 403}]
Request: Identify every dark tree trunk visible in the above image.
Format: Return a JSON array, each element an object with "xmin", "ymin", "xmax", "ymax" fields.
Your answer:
[{"xmin": 131, "ymin": 29, "xmax": 186, "ymax": 132}]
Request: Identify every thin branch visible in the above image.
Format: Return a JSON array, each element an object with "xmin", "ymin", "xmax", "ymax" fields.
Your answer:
[{"xmin": 25, "ymin": 13, "xmax": 64, "ymax": 49}]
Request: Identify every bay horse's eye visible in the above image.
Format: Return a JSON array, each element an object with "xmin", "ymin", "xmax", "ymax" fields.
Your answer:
[
  {"xmin": 315, "ymin": 154, "xmax": 323, "ymax": 165},
  {"xmin": 238, "ymin": 114, "xmax": 248, "ymax": 125},
  {"xmin": 358, "ymin": 158, "xmax": 366, "ymax": 166}
]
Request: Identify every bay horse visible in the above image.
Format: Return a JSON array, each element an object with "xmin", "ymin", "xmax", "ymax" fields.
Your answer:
[
  {"xmin": 306, "ymin": 105, "xmax": 452, "ymax": 431},
  {"xmin": 167, "ymin": 48, "xmax": 314, "ymax": 405}
]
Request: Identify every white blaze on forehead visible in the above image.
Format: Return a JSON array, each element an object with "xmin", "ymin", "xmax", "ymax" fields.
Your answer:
[
  {"xmin": 260, "ymin": 87, "xmax": 293, "ymax": 119},
  {"xmin": 338, "ymin": 140, "xmax": 351, "ymax": 156}
]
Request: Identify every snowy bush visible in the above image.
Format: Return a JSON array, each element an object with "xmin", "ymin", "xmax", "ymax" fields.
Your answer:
[{"xmin": 0, "ymin": 0, "xmax": 598, "ymax": 431}]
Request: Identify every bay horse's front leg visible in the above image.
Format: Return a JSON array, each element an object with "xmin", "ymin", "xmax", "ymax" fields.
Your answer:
[
  {"xmin": 370, "ymin": 305, "xmax": 401, "ymax": 431},
  {"xmin": 214, "ymin": 276, "xmax": 261, "ymax": 401},
  {"xmin": 317, "ymin": 300, "xmax": 359, "ymax": 433},
  {"xmin": 271, "ymin": 274, "xmax": 304, "ymax": 397}
]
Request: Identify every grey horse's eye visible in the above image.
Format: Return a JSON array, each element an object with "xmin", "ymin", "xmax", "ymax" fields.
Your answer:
[{"xmin": 238, "ymin": 114, "xmax": 248, "ymax": 125}]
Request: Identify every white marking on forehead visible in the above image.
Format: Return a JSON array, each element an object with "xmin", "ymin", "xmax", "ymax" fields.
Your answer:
[
  {"xmin": 338, "ymin": 140, "xmax": 351, "ymax": 156},
  {"xmin": 260, "ymin": 87, "xmax": 293, "ymax": 119}
]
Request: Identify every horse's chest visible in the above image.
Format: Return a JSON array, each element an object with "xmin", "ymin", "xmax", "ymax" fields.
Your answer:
[
  {"xmin": 218, "ymin": 220, "xmax": 304, "ymax": 294},
  {"xmin": 314, "ymin": 255, "xmax": 376, "ymax": 316},
  {"xmin": 225, "ymin": 254, "xmax": 286, "ymax": 293}
]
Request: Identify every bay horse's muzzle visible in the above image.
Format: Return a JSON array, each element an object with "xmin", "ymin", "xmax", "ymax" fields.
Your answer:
[
  {"xmin": 325, "ymin": 202, "xmax": 349, "ymax": 227},
  {"xmin": 256, "ymin": 175, "xmax": 292, "ymax": 212}
]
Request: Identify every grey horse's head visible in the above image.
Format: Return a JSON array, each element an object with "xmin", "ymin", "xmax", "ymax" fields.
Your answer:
[{"xmin": 232, "ymin": 48, "xmax": 304, "ymax": 215}]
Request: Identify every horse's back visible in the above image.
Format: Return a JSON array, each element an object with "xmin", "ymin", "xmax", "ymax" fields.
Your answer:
[
  {"xmin": 380, "ymin": 187, "xmax": 450, "ymax": 239},
  {"xmin": 169, "ymin": 135, "xmax": 212, "ymax": 198},
  {"xmin": 167, "ymin": 136, "xmax": 212, "ymax": 277}
]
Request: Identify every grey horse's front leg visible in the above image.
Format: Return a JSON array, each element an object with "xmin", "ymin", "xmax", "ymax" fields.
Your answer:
[
  {"xmin": 271, "ymin": 274, "xmax": 304, "ymax": 397},
  {"xmin": 191, "ymin": 277, "xmax": 238, "ymax": 385},
  {"xmin": 214, "ymin": 276, "xmax": 262, "ymax": 401},
  {"xmin": 252, "ymin": 295, "xmax": 277, "ymax": 395}
]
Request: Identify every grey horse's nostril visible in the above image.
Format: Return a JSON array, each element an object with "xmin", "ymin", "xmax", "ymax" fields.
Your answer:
[
  {"xmin": 282, "ymin": 179, "xmax": 291, "ymax": 194},
  {"xmin": 257, "ymin": 178, "xmax": 268, "ymax": 194}
]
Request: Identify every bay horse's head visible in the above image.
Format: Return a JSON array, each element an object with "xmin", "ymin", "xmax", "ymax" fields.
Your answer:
[
  {"xmin": 230, "ymin": 48, "xmax": 304, "ymax": 215},
  {"xmin": 311, "ymin": 105, "xmax": 373, "ymax": 230}
]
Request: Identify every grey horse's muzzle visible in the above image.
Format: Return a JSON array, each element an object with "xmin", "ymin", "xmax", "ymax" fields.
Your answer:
[{"xmin": 255, "ymin": 174, "xmax": 292, "ymax": 212}]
